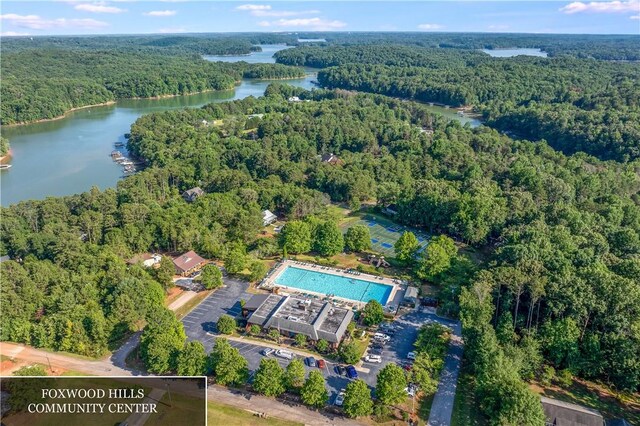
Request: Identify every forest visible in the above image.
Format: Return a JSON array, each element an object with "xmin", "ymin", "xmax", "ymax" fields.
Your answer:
[
  {"xmin": 2, "ymin": 87, "xmax": 638, "ymax": 413},
  {"xmin": 275, "ymin": 44, "xmax": 640, "ymax": 162},
  {"xmin": 0, "ymin": 48, "xmax": 304, "ymax": 125}
]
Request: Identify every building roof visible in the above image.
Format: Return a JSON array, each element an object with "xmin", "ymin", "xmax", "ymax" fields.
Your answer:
[
  {"xmin": 320, "ymin": 153, "xmax": 339, "ymax": 164},
  {"xmin": 541, "ymin": 396, "xmax": 604, "ymax": 426},
  {"xmin": 244, "ymin": 294, "xmax": 271, "ymax": 311},
  {"xmin": 404, "ymin": 286, "xmax": 419, "ymax": 300},
  {"xmin": 127, "ymin": 253, "xmax": 154, "ymax": 265},
  {"xmin": 247, "ymin": 295, "xmax": 354, "ymax": 343},
  {"xmin": 183, "ymin": 187, "xmax": 204, "ymax": 197},
  {"xmin": 173, "ymin": 250, "xmax": 206, "ymax": 273},
  {"xmin": 263, "ymin": 209, "xmax": 277, "ymax": 221}
]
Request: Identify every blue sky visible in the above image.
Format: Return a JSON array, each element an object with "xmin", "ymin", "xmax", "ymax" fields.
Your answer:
[{"xmin": 1, "ymin": 1, "xmax": 639, "ymax": 36}]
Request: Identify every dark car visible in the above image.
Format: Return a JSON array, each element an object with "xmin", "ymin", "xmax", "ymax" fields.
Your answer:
[
  {"xmin": 305, "ymin": 356, "xmax": 317, "ymax": 367},
  {"xmin": 371, "ymin": 342, "xmax": 385, "ymax": 349},
  {"xmin": 335, "ymin": 365, "xmax": 347, "ymax": 376},
  {"xmin": 421, "ymin": 297, "xmax": 438, "ymax": 307},
  {"xmin": 317, "ymin": 359, "xmax": 326, "ymax": 369},
  {"xmin": 346, "ymin": 365, "xmax": 358, "ymax": 379},
  {"xmin": 369, "ymin": 347, "xmax": 384, "ymax": 355}
]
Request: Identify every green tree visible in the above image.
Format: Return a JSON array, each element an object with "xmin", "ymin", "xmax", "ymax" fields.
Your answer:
[
  {"xmin": 376, "ymin": 364, "xmax": 407, "ymax": 406},
  {"xmin": 362, "ymin": 300, "xmax": 385, "ymax": 326},
  {"xmin": 316, "ymin": 339, "xmax": 329, "ymax": 353},
  {"xmin": 200, "ymin": 264, "xmax": 223, "ymax": 290},
  {"xmin": 216, "ymin": 314, "xmax": 236, "ymax": 335},
  {"xmin": 153, "ymin": 255, "xmax": 176, "ymax": 290},
  {"xmin": 415, "ymin": 235, "xmax": 457, "ymax": 280},
  {"xmin": 540, "ymin": 318, "xmax": 580, "ymax": 368},
  {"xmin": 249, "ymin": 324, "xmax": 262, "ymax": 336},
  {"xmin": 295, "ymin": 333, "xmax": 307, "ymax": 347},
  {"xmin": 394, "ymin": 231, "xmax": 420, "ymax": 263},
  {"xmin": 284, "ymin": 358, "xmax": 306, "ymax": 390},
  {"xmin": 224, "ymin": 245, "xmax": 247, "ymax": 275},
  {"xmin": 313, "ymin": 221, "xmax": 344, "ymax": 256},
  {"xmin": 269, "ymin": 328, "xmax": 281, "ymax": 343},
  {"xmin": 279, "ymin": 221, "xmax": 312, "ymax": 254},
  {"xmin": 344, "ymin": 225, "xmax": 372, "ymax": 252},
  {"xmin": 207, "ymin": 338, "xmax": 248, "ymax": 386},
  {"xmin": 253, "ymin": 358, "xmax": 286, "ymax": 397},
  {"xmin": 409, "ymin": 352, "xmax": 440, "ymax": 395},
  {"xmin": 249, "ymin": 260, "xmax": 268, "ymax": 282},
  {"xmin": 300, "ymin": 370, "xmax": 329, "ymax": 408},
  {"xmin": 176, "ymin": 341, "xmax": 207, "ymax": 376},
  {"xmin": 140, "ymin": 308, "xmax": 186, "ymax": 374},
  {"xmin": 343, "ymin": 379, "xmax": 373, "ymax": 418},
  {"xmin": 339, "ymin": 341, "xmax": 361, "ymax": 364}
]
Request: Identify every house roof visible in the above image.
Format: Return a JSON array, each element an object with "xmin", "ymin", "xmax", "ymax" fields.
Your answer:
[
  {"xmin": 127, "ymin": 253, "xmax": 154, "ymax": 265},
  {"xmin": 263, "ymin": 210, "xmax": 277, "ymax": 220},
  {"xmin": 541, "ymin": 397, "xmax": 604, "ymax": 426},
  {"xmin": 244, "ymin": 294, "xmax": 271, "ymax": 311},
  {"xmin": 183, "ymin": 187, "xmax": 204, "ymax": 197},
  {"xmin": 173, "ymin": 250, "xmax": 206, "ymax": 273}
]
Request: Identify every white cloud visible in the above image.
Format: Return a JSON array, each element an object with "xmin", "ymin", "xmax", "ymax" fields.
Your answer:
[
  {"xmin": 144, "ymin": 10, "xmax": 177, "ymax": 17},
  {"xmin": 559, "ymin": 0, "xmax": 639, "ymax": 14},
  {"xmin": 235, "ymin": 4, "xmax": 271, "ymax": 11},
  {"xmin": 252, "ymin": 9, "xmax": 319, "ymax": 17},
  {"xmin": 488, "ymin": 24, "xmax": 511, "ymax": 31},
  {"xmin": 74, "ymin": 3, "xmax": 126, "ymax": 13},
  {"xmin": 0, "ymin": 13, "xmax": 108, "ymax": 29},
  {"xmin": 417, "ymin": 23, "xmax": 444, "ymax": 30},
  {"xmin": 266, "ymin": 17, "xmax": 346, "ymax": 30},
  {"xmin": 631, "ymin": 13, "xmax": 640, "ymax": 18},
  {"xmin": 1, "ymin": 31, "xmax": 30, "ymax": 36},
  {"xmin": 158, "ymin": 27, "xmax": 186, "ymax": 33},
  {"xmin": 257, "ymin": 20, "xmax": 271, "ymax": 27}
]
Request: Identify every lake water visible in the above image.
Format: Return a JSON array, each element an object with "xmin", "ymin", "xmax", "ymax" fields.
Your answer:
[
  {"xmin": 482, "ymin": 48, "xmax": 548, "ymax": 58},
  {"xmin": 203, "ymin": 44, "xmax": 290, "ymax": 63},
  {"xmin": 1, "ymin": 44, "xmax": 477, "ymax": 206}
]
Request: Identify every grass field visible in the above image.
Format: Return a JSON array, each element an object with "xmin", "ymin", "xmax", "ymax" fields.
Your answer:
[
  {"xmin": 206, "ymin": 401, "xmax": 303, "ymax": 426},
  {"xmin": 451, "ymin": 371, "xmax": 487, "ymax": 426},
  {"xmin": 340, "ymin": 212, "xmax": 430, "ymax": 257}
]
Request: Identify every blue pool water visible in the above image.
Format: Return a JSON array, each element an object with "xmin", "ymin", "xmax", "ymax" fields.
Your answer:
[{"xmin": 274, "ymin": 266, "xmax": 393, "ymax": 305}]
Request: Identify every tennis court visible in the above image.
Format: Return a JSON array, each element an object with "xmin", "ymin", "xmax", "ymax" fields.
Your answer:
[{"xmin": 342, "ymin": 214, "xmax": 430, "ymax": 257}]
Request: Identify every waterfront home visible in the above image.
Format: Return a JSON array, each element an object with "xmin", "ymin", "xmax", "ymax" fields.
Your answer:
[
  {"xmin": 182, "ymin": 187, "xmax": 204, "ymax": 203},
  {"xmin": 173, "ymin": 250, "xmax": 206, "ymax": 276}
]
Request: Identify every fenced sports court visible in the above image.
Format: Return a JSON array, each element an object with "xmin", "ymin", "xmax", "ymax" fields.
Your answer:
[{"xmin": 341, "ymin": 214, "xmax": 430, "ymax": 257}]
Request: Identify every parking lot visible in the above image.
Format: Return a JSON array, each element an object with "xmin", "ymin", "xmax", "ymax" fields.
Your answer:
[{"xmin": 181, "ymin": 279, "xmax": 457, "ymax": 405}]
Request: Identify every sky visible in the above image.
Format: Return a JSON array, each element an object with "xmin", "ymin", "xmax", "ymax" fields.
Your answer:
[{"xmin": 1, "ymin": 1, "xmax": 639, "ymax": 36}]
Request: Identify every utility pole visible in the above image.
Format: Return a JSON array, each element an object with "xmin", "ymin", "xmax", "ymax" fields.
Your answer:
[
  {"xmin": 166, "ymin": 383, "xmax": 172, "ymax": 408},
  {"xmin": 45, "ymin": 355, "xmax": 53, "ymax": 373}
]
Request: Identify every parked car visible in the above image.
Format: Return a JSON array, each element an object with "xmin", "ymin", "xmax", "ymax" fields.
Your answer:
[
  {"xmin": 365, "ymin": 354, "xmax": 382, "ymax": 363},
  {"xmin": 371, "ymin": 341, "xmax": 385, "ymax": 349},
  {"xmin": 402, "ymin": 362, "xmax": 413, "ymax": 372},
  {"xmin": 334, "ymin": 389, "xmax": 346, "ymax": 406},
  {"xmin": 405, "ymin": 384, "xmax": 417, "ymax": 397},
  {"xmin": 346, "ymin": 365, "xmax": 358, "ymax": 379},
  {"xmin": 261, "ymin": 348, "xmax": 274, "ymax": 356},
  {"xmin": 335, "ymin": 365, "xmax": 347, "ymax": 376},
  {"xmin": 275, "ymin": 349, "xmax": 293, "ymax": 360},
  {"xmin": 369, "ymin": 347, "xmax": 384, "ymax": 355},
  {"xmin": 421, "ymin": 297, "xmax": 438, "ymax": 307},
  {"xmin": 189, "ymin": 270, "xmax": 201, "ymax": 279},
  {"xmin": 407, "ymin": 351, "xmax": 416, "ymax": 360},
  {"xmin": 317, "ymin": 359, "xmax": 326, "ymax": 369},
  {"xmin": 305, "ymin": 356, "xmax": 317, "ymax": 367},
  {"xmin": 373, "ymin": 332, "xmax": 391, "ymax": 342}
]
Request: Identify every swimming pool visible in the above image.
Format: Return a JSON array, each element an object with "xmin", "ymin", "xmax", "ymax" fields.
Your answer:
[{"xmin": 273, "ymin": 266, "xmax": 393, "ymax": 305}]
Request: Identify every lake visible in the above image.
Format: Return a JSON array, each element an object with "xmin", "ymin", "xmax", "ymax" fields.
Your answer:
[
  {"xmin": 482, "ymin": 48, "xmax": 548, "ymax": 58},
  {"xmin": 1, "ymin": 44, "xmax": 477, "ymax": 206},
  {"xmin": 203, "ymin": 44, "xmax": 290, "ymax": 63}
]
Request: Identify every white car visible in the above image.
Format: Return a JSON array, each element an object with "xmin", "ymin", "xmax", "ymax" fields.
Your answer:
[
  {"xmin": 405, "ymin": 385, "xmax": 417, "ymax": 397},
  {"xmin": 373, "ymin": 332, "xmax": 391, "ymax": 342},
  {"xmin": 365, "ymin": 354, "xmax": 382, "ymax": 363},
  {"xmin": 334, "ymin": 389, "xmax": 346, "ymax": 406},
  {"xmin": 407, "ymin": 351, "xmax": 416, "ymax": 360},
  {"xmin": 275, "ymin": 349, "xmax": 293, "ymax": 360},
  {"xmin": 261, "ymin": 348, "xmax": 274, "ymax": 356}
]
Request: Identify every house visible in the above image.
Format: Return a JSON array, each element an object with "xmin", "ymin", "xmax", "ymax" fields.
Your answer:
[
  {"xmin": 245, "ymin": 294, "xmax": 354, "ymax": 346},
  {"xmin": 173, "ymin": 250, "xmax": 206, "ymax": 276},
  {"xmin": 262, "ymin": 210, "xmax": 277, "ymax": 227},
  {"xmin": 401, "ymin": 286, "xmax": 420, "ymax": 308},
  {"xmin": 0, "ymin": 255, "xmax": 10, "ymax": 263},
  {"xmin": 320, "ymin": 153, "xmax": 340, "ymax": 165},
  {"xmin": 128, "ymin": 253, "xmax": 161, "ymax": 268},
  {"xmin": 288, "ymin": 96, "xmax": 301, "ymax": 102},
  {"xmin": 541, "ymin": 396, "xmax": 605, "ymax": 426},
  {"xmin": 182, "ymin": 187, "xmax": 204, "ymax": 203}
]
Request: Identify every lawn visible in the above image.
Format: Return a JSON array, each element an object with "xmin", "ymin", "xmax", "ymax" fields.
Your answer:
[
  {"xmin": 148, "ymin": 390, "xmax": 206, "ymax": 426},
  {"xmin": 451, "ymin": 370, "xmax": 487, "ymax": 426},
  {"xmin": 206, "ymin": 401, "xmax": 303, "ymax": 426},
  {"xmin": 174, "ymin": 290, "xmax": 212, "ymax": 319}
]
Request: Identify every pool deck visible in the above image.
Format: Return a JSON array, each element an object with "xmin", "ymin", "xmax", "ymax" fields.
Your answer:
[{"xmin": 260, "ymin": 259, "xmax": 405, "ymax": 309}]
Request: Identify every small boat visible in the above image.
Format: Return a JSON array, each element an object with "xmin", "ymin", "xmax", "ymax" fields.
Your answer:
[
  {"xmin": 114, "ymin": 142, "xmax": 124, "ymax": 148},
  {"xmin": 111, "ymin": 150, "xmax": 122, "ymax": 158},
  {"xmin": 0, "ymin": 164, "xmax": 12, "ymax": 170},
  {"xmin": 120, "ymin": 160, "xmax": 134, "ymax": 166},
  {"xmin": 457, "ymin": 110, "xmax": 465, "ymax": 116}
]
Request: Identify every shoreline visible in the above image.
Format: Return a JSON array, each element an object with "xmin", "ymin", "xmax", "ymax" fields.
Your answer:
[
  {"xmin": 0, "ymin": 148, "xmax": 12, "ymax": 164},
  {"xmin": 2, "ymin": 75, "xmax": 307, "ymax": 128}
]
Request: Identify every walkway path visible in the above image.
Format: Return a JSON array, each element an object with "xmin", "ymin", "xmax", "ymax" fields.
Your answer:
[
  {"xmin": 427, "ymin": 319, "xmax": 464, "ymax": 426},
  {"xmin": 207, "ymin": 385, "xmax": 362, "ymax": 426},
  {"xmin": 167, "ymin": 289, "xmax": 199, "ymax": 311}
]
